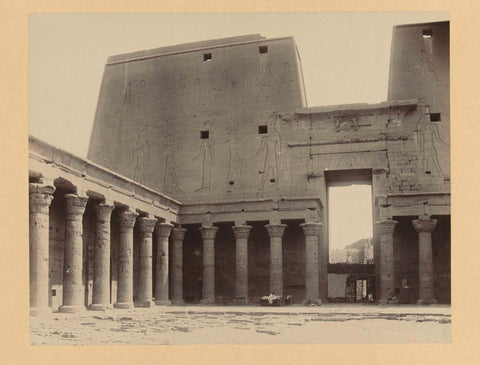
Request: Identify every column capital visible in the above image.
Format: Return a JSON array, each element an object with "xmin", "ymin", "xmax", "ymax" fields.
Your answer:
[
  {"xmin": 155, "ymin": 222, "xmax": 174, "ymax": 238},
  {"xmin": 117, "ymin": 210, "xmax": 139, "ymax": 229},
  {"xmin": 300, "ymin": 222, "xmax": 323, "ymax": 236},
  {"xmin": 64, "ymin": 194, "xmax": 88, "ymax": 218},
  {"xmin": 232, "ymin": 225, "xmax": 253, "ymax": 239},
  {"xmin": 137, "ymin": 216, "xmax": 157, "ymax": 234},
  {"xmin": 374, "ymin": 220, "xmax": 398, "ymax": 235},
  {"xmin": 171, "ymin": 227, "xmax": 187, "ymax": 241},
  {"xmin": 29, "ymin": 182, "xmax": 55, "ymax": 213},
  {"xmin": 94, "ymin": 203, "xmax": 114, "ymax": 222},
  {"xmin": 199, "ymin": 226, "xmax": 219, "ymax": 240},
  {"xmin": 413, "ymin": 217, "xmax": 437, "ymax": 233},
  {"xmin": 265, "ymin": 223, "xmax": 287, "ymax": 238}
]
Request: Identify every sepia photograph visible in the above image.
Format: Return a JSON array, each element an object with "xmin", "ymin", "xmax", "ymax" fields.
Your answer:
[{"xmin": 28, "ymin": 12, "xmax": 451, "ymax": 345}]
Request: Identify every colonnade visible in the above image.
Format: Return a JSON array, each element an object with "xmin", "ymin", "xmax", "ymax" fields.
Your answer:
[
  {"xmin": 30, "ymin": 180, "xmax": 441, "ymax": 314},
  {"xmin": 29, "ymin": 180, "xmax": 182, "ymax": 315},
  {"xmin": 375, "ymin": 217, "xmax": 439, "ymax": 304},
  {"xmin": 29, "ymin": 179, "xmax": 325, "ymax": 314}
]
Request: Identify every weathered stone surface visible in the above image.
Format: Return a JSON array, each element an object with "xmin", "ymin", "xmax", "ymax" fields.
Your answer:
[
  {"xmin": 28, "ymin": 21, "xmax": 451, "ymax": 312},
  {"xmin": 232, "ymin": 225, "xmax": 252, "ymax": 303},
  {"xmin": 413, "ymin": 217, "xmax": 438, "ymax": 305},
  {"xmin": 59, "ymin": 194, "xmax": 88, "ymax": 313},
  {"xmin": 198, "ymin": 226, "xmax": 218, "ymax": 304},
  {"xmin": 135, "ymin": 217, "xmax": 157, "ymax": 308},
  {"xmin": 375, "ymin": 220, "xmax": 398, "ymax": 304},
  {"xmin": 170, "ymin": 227, "xmax": 187, "ymax": 304},
  {"xmin": 29, "ymin": 182, "xmax": 55, "ymax": 316},
  {"xmin": 114, "ymin": 210, "xmax": 138, "ymax": 309},
  {"xmin": 265, "ymin": 224, "xmax": 287, "ymax": 296},
  {"xmin": 90, "ymin": 203, "xmax": 114, "ymax": 311},
  {"xmin": 154, "ymin": 223, "xmax": 173, "ymax": 305}
]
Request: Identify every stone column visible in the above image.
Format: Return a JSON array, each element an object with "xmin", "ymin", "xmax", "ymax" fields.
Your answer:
[
  {"xmin": 154, "ymin": 222, "xmax": 174, "ymax": 305},
  {"xmin": 300, "ymin": 222, "xmax": 322, "ymax": 303},
  {"xmin": 171, "ymin": 227, "xmax": 187, "ymax": 304},
  {"xmin": 375, "ymin": 220, "xmax": 398, "ymax": 304},
  {"xmin": 59, "ymin": 194, "xmax": 88, "ymax": 313},
  {"xmin": 265, "ymin": 223, "xmax": 287, "ymax": 296},
  {"xmin": 232, "ymin": 225, "xmax": 252, "ymax": 304},
  {"xmin": 114, "ymin": 210, "xmax": 138, "ymax": 309},
  {"xmin": 135, "ymin": 217, "xmax": 157, "ymax": 308},
  {"xmin": 90, "ymin": 203, "xmax": 114, "ymax": 311},
  {"xmin": 29, "ymin": 181, "xmax": 55, "ymax": 316},
  {"xmin": 199, "ymin": 226, "xmax": 218, "ymax": 304},
  {"xmin": 413, "ymin": 217, "xmax": 438, "ymax": 305}
]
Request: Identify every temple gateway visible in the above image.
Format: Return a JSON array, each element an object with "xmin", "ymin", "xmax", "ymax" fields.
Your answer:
[{"xmin": 29, "ymin": 21, "xmax": 450, "ymax": 315}]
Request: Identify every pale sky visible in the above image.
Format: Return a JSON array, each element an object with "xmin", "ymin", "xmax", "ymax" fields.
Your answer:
[
  {"xmin": 29, "ymin": 12, "xmax": 449, "ymax": 157},
  {"xmin": 328, "ymin": 184, "xmax": 373, "ymax": 252}
]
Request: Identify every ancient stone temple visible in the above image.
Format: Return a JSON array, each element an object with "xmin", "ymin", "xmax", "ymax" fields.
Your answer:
[{"xmin": 29, "ymin": 21, "xmax": 450, "ymax": 315}]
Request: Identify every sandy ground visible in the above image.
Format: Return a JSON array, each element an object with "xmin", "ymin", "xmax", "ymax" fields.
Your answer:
[{"xmin": 30, "ymin": 305, "xmax": 451, "ymax": 345}]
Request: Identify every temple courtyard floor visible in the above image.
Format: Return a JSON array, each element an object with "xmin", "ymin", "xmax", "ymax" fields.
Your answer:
[{"xmin": 30, "ymin": 304, "xmax": 451, "ymax": 345}]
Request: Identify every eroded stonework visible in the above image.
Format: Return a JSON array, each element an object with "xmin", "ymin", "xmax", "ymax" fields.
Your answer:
[{"xmin": 29, "ymin": 22, "xmax": 450, "ymax": 313}]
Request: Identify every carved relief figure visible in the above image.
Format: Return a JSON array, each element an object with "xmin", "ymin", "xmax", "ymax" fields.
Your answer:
[
  {"xmin": 193, "ymin": 121, "xmax": 214, "ymax": 192},
  {"xmin": 419, "ymin": 48, "xmax": 442, "ymax": 82},
  {"xmin": 130, "ymin": 126, "xmax": 150, "ymax": 185},
  {"xmin": 226, "ymin": 128, "xmax": 245, "ymax": 191},
  {"xmin": 255, "ymin": 112, "xmax": 281, "ymax": 189},
  {"xmin": 401, "ymin": 50, "xmax": 419, "ymax": 82},
  {"xmin": 161, "ymin": 132, "xmax": 183, "ymax": 194},
  {"xmin": 416, "ymin": 113, "xmax": 449, "ymax": 177},
  {"xmin": 334, "ymin": 117, "xmax": 359, "ymax": 132}
]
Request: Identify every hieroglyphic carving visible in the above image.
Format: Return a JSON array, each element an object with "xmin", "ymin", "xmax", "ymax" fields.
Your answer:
[
  {"xmin": 193, "ymin": 121, "xmax": 215, "ymax": 192},
  {"xmin": 278, "ymin": 112, "xmax": 298, "ymax": 124},
  {"xmin": 419, "ymin": 48, "xmax": 442, "ymax": 82},
  {"xmin": 255, "ymin": 112, "xmax": 281, "ymax": 189},
  {"xmin": 334, "ymin": 117, "xmax": 359, "ymax": 132},
  {"xmin": 401, "ymin": 47, "xmax": 443, "ymax": 84},
  {"xmin": 130, "ymin": 126, "xmax": 150, "ymax": 185},
  {"xmin": 415, "ymin": 111, "xmax": 449, "ymax": 177},
  {"xmin": 161, "ymin": 127, "xmax": 183, "ymax": 194},
  {"xmin": 226, "ymin": 128, "xmax": 245, "ymax": 192}
]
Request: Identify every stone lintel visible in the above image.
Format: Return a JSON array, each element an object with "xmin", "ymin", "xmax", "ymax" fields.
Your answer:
[{"xmin": 412, "ymin": 217, "xmax": 437, "ymax": 233}]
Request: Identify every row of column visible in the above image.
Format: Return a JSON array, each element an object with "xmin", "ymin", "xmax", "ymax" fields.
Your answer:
[
  {"xmin": 199, "ymin": 222, "xmax": 323, "ymax": 304},
  {"xmin": 30, "ymin": 180, "xmax": 325, "ymax": 314},
  {"xmin": 29, "ymin": 181, "xmax": 185, "ymax": 315},
  {"xmin": 375, "ymin": 217, "xmax": 438, "ymax": 304}
]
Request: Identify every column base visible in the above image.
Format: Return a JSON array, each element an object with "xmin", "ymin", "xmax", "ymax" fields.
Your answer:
[
  {"xmin": 171, "ymin": 299, "xmax": 185, "ymax": 305},
  {"xmin": 154, "ymin": 299, "xmax": 171, "ymax": 306},
  {"xmin": 113, "ymin": 301, "xmax": 135, "ymax": 309},
  {"xmin": 58, "ymin": 305, "xmax": 86, "ymax": 313},
  {"xmin": 235, "ymin": 297, "xmax": 248, "ymax": 305},
  {"xmin": 89, "ymin": 303, "xmax": 113, "ymax": 311},
  {"xmin": 134, "ymin": 300, "xmax": 154, "ymax": 308},
  {"xmin": 199, "ymin": 298, "xmax": 215, "ymax": 305},
  {"xmin": 417, "ymin": 298, "xmax": 438, "ymax": 305},
  {"xmin": 30, "ymin": 306, "xmax": 52, "ymax": 316},
  {"xmin": 303, "ymin": 298, "xmax": 321, "ymax": 306}
]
